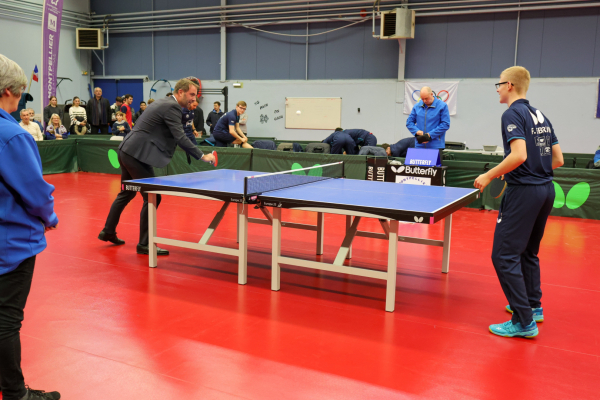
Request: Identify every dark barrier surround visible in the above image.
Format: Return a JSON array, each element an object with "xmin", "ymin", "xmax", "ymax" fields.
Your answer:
[{"xmin": 37, "ymin": 139, "xmax": 600, "ymax": 220}]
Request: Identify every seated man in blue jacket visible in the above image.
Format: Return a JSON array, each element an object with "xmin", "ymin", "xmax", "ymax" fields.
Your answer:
[
  {"xmin": 382, "ymin": 136, "xmax": 415, "ymax": 158},
  {"xmin": 0, "ymin": 54, "xmax": 60, "ymax": 400},
  {"xmin": 323, "ymin": 128, "xmax": 356, "ymax": 155},
  {"xmin": 406, "ymin": 86, "xmax": 450, "ymax": 149}
]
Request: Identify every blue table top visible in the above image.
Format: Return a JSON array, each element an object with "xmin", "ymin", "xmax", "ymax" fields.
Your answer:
[{"xmin": 126, "ymin": 169, "xmax": 479, "ymax": 223}]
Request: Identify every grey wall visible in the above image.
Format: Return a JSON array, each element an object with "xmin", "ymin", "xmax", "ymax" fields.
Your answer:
[
  {"xmin": 91, "ymin": 2, "xmax": 600, "ymax": 81},
  {"xmin": 406, "ymin": 9, "xmax": 600, "ymax": 79},
  {"xmin": 0, "ymin": 0, "xmax": 92, "ymax": 115},
  {"xmin": 143, "ymin": 78, "xmax": 598, "ymax": 154}
]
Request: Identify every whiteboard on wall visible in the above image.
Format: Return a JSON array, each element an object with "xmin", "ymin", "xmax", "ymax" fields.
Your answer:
[{"xmin": 285, "ymin": 97, "xmax": 342, "ymax": 129}]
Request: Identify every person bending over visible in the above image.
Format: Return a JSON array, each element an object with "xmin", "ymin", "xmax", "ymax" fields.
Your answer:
[
  {"xmin": 323, "ymin": 128, "xmax": 356, "ymax": 155},
  {"xmin": 382, "ymin": 137, "xmax": 415, "ymax": 158}
]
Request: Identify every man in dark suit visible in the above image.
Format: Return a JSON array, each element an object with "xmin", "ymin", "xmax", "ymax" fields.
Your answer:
[
  {"xmin": 98, "ymin": 78, "xmax": 215, "ymax": 255},
  {"xmin": 87, "ymin": 87, "xmax": 111, "ymax": 134}
]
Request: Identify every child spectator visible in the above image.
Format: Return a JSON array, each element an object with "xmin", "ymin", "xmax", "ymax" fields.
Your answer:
[{"xmin": 112, "ymin": 111, "xmax": 131, "ymax": 137}]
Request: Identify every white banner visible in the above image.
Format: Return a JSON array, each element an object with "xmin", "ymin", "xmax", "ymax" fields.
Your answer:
[{"xmin": 403, "ymin": 81, "xmax": 459, "ymax": 115}]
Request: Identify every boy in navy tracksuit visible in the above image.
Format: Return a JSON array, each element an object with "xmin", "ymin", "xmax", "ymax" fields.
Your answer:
[{"xmin": 474, "ymin": 66, "xmax": 564, "ymax": 338}]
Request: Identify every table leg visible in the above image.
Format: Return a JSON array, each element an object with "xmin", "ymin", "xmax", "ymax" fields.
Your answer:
[
  {"xmin": 346, "ymin": 215, "xmax": 353, "ymax": 259},
  {"xmin": 271, "ymin": 207, "xmax": 282, "ymax": 291},
  {"xmin": 442, "ymin": 214, "xmax": 452, "ymax": 274},
  {"xmin": 316, "ymin": 212, "xmax": 324, "ymax": 255},
  {"xmin": 238, "ymin": 204, "xmax": 248, "ymax": 285},
  {"xmin": 385, "ymin": 220, "xmax": 399, "ymax": 312},
  {"xmin": 148, "ymin": 193, "xmax": 158, "ymax": 269},
  {"xmin": 236, "ymin": 203, "xmax": 241, "ymax": 243}
]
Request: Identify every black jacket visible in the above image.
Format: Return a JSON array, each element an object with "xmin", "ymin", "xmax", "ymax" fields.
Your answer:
[
  {"xmin": 133, "ymin": 109, "xmax": 144, "ymax": 123},
  {"xmin": 119, "ymin": 97, "xmax": 203, "ymax": 168},
  {"xmin": 86, "ymin": 97, "xmax": 111, "ymax": 125},
  {"xmin": 193, "ymin": 107, "xmax": 205, "ymax": 134},
  {"xmin": 206, "ymin": 109, "xmax": 224, "ymax": 133}
]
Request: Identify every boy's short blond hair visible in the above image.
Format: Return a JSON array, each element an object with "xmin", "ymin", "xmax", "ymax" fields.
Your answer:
[
  {"xmin": 501, "ymin": 66, "xmax": 530, "ymax": 95},
  {"xmin": 116, "ymin": 111, "xmax": 124, "ymax": 117}
]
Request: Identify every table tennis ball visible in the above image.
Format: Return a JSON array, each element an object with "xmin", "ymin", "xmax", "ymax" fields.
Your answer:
[{"xmin": 296, "ymin": 110, "xmax": 301, "ymax": 115}]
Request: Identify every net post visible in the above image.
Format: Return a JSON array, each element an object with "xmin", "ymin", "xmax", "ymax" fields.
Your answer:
[
  {"xmin": 243, "ymin": 176, "xmax": 248, "ymax": 203},
  {"xmin": 341, "ymin": 161, "xmax": 345, "ymax": 178}
]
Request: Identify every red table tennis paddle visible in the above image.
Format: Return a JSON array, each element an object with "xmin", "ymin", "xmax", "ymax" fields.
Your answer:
[
  {"xmin": 212, "ymin": 151, "xmax": 218, "ymax": 167},
  {"xmin": 489, "ymin": 176, "xmax": 507, "ymax": 199}
]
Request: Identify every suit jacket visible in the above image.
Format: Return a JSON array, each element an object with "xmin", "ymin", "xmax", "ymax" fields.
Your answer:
[{"xmin": 119, "ymin": 97, "xmax": 203, "ymax": 168}]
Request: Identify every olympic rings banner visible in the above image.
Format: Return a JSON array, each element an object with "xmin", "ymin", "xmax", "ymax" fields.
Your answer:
[
  {"xmin": 41, "ymin": 0, "xmax": 64, "ymax": 110},
  {"xmin": 403, "ymin": 81, "xmax": 459, "ymax": 116}
]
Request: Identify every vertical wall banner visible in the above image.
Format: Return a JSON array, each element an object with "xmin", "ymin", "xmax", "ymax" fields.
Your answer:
[
  {"xmin": 404, "ymin": 81, "xmax": 459, "ymax": 115},
  {"xmin": 41, "ymin": 0, "xmax": 64, "ymax": 110},
  {"xmin": 596, "ymin": 79, "xmax": 600, "ymax": 118}
]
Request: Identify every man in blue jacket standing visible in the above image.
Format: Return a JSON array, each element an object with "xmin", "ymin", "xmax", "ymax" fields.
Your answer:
[
  {"xmin": 406, "ymin": 86, "xmax": 450, "ymax": 149},
  {"xmin": 0, "ymin": 55, "xmax": 60, "ymax": 399}
]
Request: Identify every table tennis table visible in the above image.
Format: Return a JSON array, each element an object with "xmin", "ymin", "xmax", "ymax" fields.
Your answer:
[{"xmin": 124, "ymin": 165, "xmax": 479, "ymax": 312}]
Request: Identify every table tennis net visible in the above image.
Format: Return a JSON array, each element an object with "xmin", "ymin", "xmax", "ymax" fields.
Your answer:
[{"xmin": 244, "ymin": 162, "xmax": 344, "ymax": 199}]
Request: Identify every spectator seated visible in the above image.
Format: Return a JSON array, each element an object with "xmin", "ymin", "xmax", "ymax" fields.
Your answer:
[{"xmin": 44, "ymin": 113, "xmax": 69, "ymax": 140}]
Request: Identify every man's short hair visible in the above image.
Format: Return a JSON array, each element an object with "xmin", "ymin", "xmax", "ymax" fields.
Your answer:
[
  {"xmin": 174, "ymin": 78, "xmax": 199, "ymax": 95},
  {"xmin": 335, "ymin": 127, "xmax": 343, "ymax": 131},
  {"xmin": 381, "ymin": 143, "xmax": 390, "ymax": 150},
  {"xmin": 147, "ymin": 98, "xmax": 155, "ymax": 104},
  {"xmin": 501, "ymin": 66, "xmax": 530, "ymax": 94},
  {"xmin": 115, "ymin": 96, "xmax": 123, "ymax": 103},
  {"xmin": 0, "ymin": 54, "xmax": 27, "ymax": 97},
  {"xmin": 123, "ymin": 94, "xmax": 132, "ymax": 100},
  {"xmin": 236, "ymin": 101, "xmax": 247, "ymax": 107},
  {"xmin": 116, "ymin": 111, "xmax": 124, "ymax": 117},
  {"xmin": 214, "ymin": 101, "xmax": 221, "ymax": 106},
  {"xmin": 140, "ymin": 101, "xmax": 146, "ymax": 105},
  {"xmin": 20, "ymin": 108, "xmax": 28, "ymax": 116},
  {"xmin": 166, "ymin": 92, "xmax": 173, "ymax": 97},
  {"xmin": 94, "ymin": 87, "xmax": 101, "ymax": 92}
]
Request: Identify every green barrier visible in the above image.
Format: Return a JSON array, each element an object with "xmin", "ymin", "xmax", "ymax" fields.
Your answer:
[
  {"xmin": 251, "ymin": 149, "xmax": 367, "ymax": 180},
  {"xmin": 552, "ymin": 168, "xmax": 600, "ymax": 219},
  {"xmin": 77, "ymin": 139, "xmax": 122, "ymax": 175},
  {"xmin": 35, "ymin": 138, "xmax": 600, "ymax": 221},
  {"xmin": 444, "ymin": 151, "xmax": 504, "ymax": 164},
  {"xmin": 166, "ymin": 147, "xmax": 252, "ymax": 175},
  {"xmin": 37, "ymin": 139, "xmax": 78, "ymax": 175},
  {"xmin": 442, "ymin": 160, "xmax": 496, "ymax": 210}
]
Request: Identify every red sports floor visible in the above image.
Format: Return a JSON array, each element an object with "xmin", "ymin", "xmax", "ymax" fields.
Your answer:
[{"xmin": 5, "ymin": 172, "xmax": 600, "ymax": 400}]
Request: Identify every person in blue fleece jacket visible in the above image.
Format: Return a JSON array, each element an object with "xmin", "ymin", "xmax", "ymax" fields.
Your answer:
[{"xmin": 0, "ymin": 54, "xmax": 60, "ymax": 400}]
